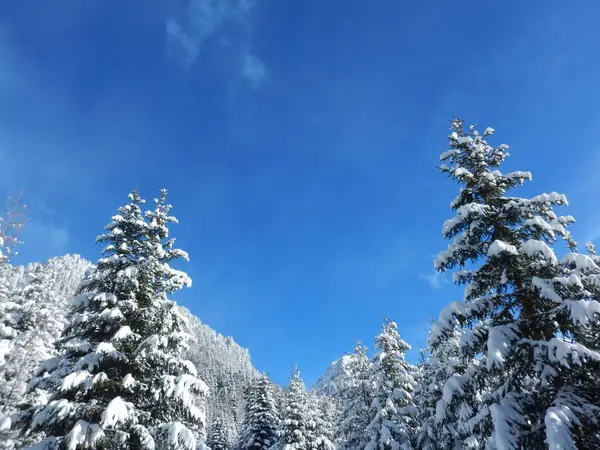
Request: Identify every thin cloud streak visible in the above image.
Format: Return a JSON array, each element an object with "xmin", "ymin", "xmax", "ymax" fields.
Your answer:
[
  {"xmin": 420, "ymin": 270, "xmax": 449, "ymax": 290},
  {"xmin": 242, "ymin": 52, "xmax": 267, "ymax": 88},
  {"xmin": 166, "ymin": 0, "xmax": 267, "ymax": 88}
]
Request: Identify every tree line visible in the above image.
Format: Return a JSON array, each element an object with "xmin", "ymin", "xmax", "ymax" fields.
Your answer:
[{"xmin": 1, "ymin": 118, "xmax": 599, "ymax": 449}]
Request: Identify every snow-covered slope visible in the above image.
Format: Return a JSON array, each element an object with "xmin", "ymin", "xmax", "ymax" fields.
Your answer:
[
  {"xmin": 0, "ymin": 254, "xmax": 258, "ymax": 443},
  {"xmin": 314, "ymin": 354, "xmax": 356, "ymax": 397},
  {"xmin": 0, "ymin": 255, "xmax": 92, "ymax": 449},
  {"xmin": 181, "ymin": 307, "xmax": 258, "ymax": 439}
]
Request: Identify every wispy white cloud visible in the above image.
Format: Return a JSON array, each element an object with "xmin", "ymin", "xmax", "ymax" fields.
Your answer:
[
  {"xmin": 166, "ymin": 0, "xmax": 267, "ymax": 88},
  {"xmin": 242, "ymin": 52, "xmax": 267, "ymax": 89},
  {"xmin": 419, "ymin": 269, "xmax": 449, "ymax": 290}
]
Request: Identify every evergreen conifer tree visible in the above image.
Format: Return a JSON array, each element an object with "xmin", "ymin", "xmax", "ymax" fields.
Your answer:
[
  {"xmin": 1, "ymin": 269, "xmax": 55, "ymax": 412},
  {"xmin": 308, "ymin": 395, "xmax": 335, "ymax": 450},
  {"xmin": 273, "ymin": 369, "xmax": 309, "ymax": 450},
  {"xmin": 0, "ymin": 256, "xmax": 91, "ymax": 449},
  {"xmin": 0, "ymin": 190, "xmax": 28, "ymax": 266},
  {"xmin": 336, "ymin": 342, "xmax": 374, "ymax": 450},
  {"xmin": 577, "ymin": 242, "xmax": 600, "ymax": 350},
  {"xmin": 0, "ymin": 191, "xmax": 28, "ymax": 356},
  {"xmin": 0, "ymin": 192, "xmax": 28, "ymax": 449},
  {"xmin": 414, "ymin": 323, "xmax": 465, "ymax": 450},
  {"xmin": 235, "ymin": 374, "xmax": 278, "ymax": 450},
  {"xmin": 0, "ymin": 273, "xmax": 19, "ymax": 351},
  {"xmin": 365, "ymin": 320, "xmax": 417, "ymax": 450},
  {"xmin": 431, "ymin": 119, "xmax": 600, "ymax": 449},
  {"xmin": 13, "ymin": 190, "xmax": 208, "ymax": 450},
  {"xmin": 207, "ymin": 417, "xmax": 230, "ymax": 450}
]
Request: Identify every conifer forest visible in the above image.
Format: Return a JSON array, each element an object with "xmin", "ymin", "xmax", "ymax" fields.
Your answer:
[{"xmin": 1, "ymin": 119, "xmax": 599, "ymax": 449}]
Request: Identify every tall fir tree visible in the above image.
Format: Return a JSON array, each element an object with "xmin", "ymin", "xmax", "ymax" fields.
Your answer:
[
  {"xmin": 207, "ymin": 417, "xmax": 230, "ymax": 450},
  {"xmin": 336, "ymin": 342, "xmax": 374, "ymax": 450},
  {"xmin": 0, "ymin": 271, "xmax": 19, "ymax": 353},
  {"xmin": 307, "ymin": 395, "xmax": 335, "ymax": 450},
  {"xmin": 414, "ymin": 322, "xmax": 466, "ymax": 450},
  {"xmin": 12, "ymin": 190, "xmax": 208, "ymax": 450},
  {"xmin": 0, "ymin": 257, "xmax": 91, "ymax": 450},
  {"xmin": 273, "ymin": 369, "xmax": 310, "ymax": 450},
  {"xmin": 577, "ymin": 242, "xmax": 600, "ymax": 350},
  {"xmin": 234, "ymin": 374, "xmax": 278, "ymax": 450},
  {"xmin": 1, "ymin": 268, "xmax": 57, "ymax": 413},
  {"xmin": 0, "ymin": 190, "xmax": 28, "ymax": 353},
  {"xmin": 0, "ymin": 199, "xmax": 33, "ymax": 450},
  {"xmin": 0, "ymin": 189, "xmax": 28, "ymax": 266},
  {"xmin": 431, "ymin": 119, "xmax": 600, "ymax": 449},
  {"xmin": 365, "ymin": 320, "xmax": 417, "ymax": 450}
]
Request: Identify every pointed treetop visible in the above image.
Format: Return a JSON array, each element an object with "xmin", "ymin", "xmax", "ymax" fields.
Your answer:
[
  {"xmin": 586, "ymin": 241, "xmax": 596, "ymax": 256},
  {"xmin": 0, "ymin": 189, "xmax": 29, "ymax": 263},
  {"xmin": 128, "ymin": 190, "xmax": 146, "ymax": 204},
  {"xmin": 11, "ymin": 188, "xmax": 205, "ymax": 450}
]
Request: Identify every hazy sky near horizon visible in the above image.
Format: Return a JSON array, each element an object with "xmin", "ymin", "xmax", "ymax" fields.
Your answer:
[{"xmin": 2, "ymin": 0, "xmax": 600, "ymax": 386}]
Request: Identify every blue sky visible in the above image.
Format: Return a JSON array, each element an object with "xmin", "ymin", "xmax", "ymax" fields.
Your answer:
[{"xmin": 2, "ymin": 0, "xmax": 600, "ymax": 386}]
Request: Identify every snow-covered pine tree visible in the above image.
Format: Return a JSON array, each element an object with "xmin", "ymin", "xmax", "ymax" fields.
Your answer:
[
  {"xmin": 273, "ymin": 383, "xmax": 285, "ymax": 424},
  {"xmin": 523, "ymin": 242, "xmax": 600, "ymax": 449},
  {"xmin": 576, "ymin": 242, "xmax": 600, "ymax": 351},
  {"xmin": 413, "ymin": 321, "xmax": 466, "ymax": 450},
  {"xmin": 336, "ymin": 341, "xmax": 374, "ymax": 450},
  {"xmin": 273, "ymin": 369, "xmax": 310, "ymax": 450},
  {"xmin": 0, "ymin": 190, "xmax": 28, "ymax": 354},
  {"xmin": 0, "ymin": 200, "xmax": 36, "ymax": 449},
  {"xmin": 365, "ymin": 320, "xmax": 417, "ymax": 450},
  {"xmin": 13, "ymin": 190, "xmax": 208, "ymax": 450},
  {"xmin": 431, "ymin": 119, "xmax": 600, "ymax": 449},
  {"xmin": 234, "ymin": 374, "xmax": 278, "ymax": 450},
  {"xmin": 0, "ymin": 189, "xmax": 28, "ymax": 265},
  {"xmin": 0, "ymin": 258, "xmax": 13, "ymax": 342},
  {"xmin": 209, "ymin": 372, "xmax": 242, "ymax": 446},
  {"xmin": 0, "ymin": 256, "xmax": 91, "ymax": 449},
  {"xmin": 304, "ymin": 393, "xmax": 318, "ymax": 450},
  {"xmin": 0, "ymin": 236, "xmax": 5, "ymax": 266},
  {"xmin": 307, "ymin": 394, "xmax": 335, "ymax": 450},
  {"xmin": 1, "ymin": 268, "xmax": 55, "ymax": 413},
  {"xmin": 207, "ymin": 417, "xmax": 230, "ymax": 450},
  {"xmin": 182, "ymin": 308, "xmax": 257, "ymax": 445},
  {"xmin": 0, "ymin": 272, "xmax": 19, "ymax": 357},
  {"xmin": 139, "ymin": 188, "xmax": 209, "ymax": 447}
]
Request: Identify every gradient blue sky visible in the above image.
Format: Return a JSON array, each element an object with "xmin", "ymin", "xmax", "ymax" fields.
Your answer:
[{"xmin": 2, "ymin": 1, "xmax": 600, "ymax": 386}]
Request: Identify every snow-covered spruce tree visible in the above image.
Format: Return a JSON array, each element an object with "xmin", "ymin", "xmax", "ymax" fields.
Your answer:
[
  {"xmin": 183, "ymin": 312, "xmax": 258, "ymax": 443},
  {"xmin": 208, "ymin": 371, "xmax": 243, "ymax": 445},
  {"xmin": 306, "ymin": 394, "xmax": 335, "ymax": 450},
  {"xmin": 413, "ymin": 322, "xmax": 466, "ymax": 450},
  {"xmin": 336, "ymin": 341, "xmax": 374, "ymax": 450},
  {"xmin": 1, "ymin": 268, "xmax": 56, "ymax": 412},
  {"xmin": 234, "ymin": 374, "xmax": 278, "ymax": 450},
  {"xmin": 1, "ymin": 257, "xmax": 92, "ymax": 449},
  {"xmin": 524, "ymin": 243, "xmax": 600, "ymax": 449},
  {"xmin": 0, "ymin": 190, "xmax": 28, "ymax": 352},
  {"xmin": 13, "ymin": 190, "xmax": 208, "ymax": 450},
  {"xmin": 575, "ymin": 242, "xmax": 600, "ymax": 351},
  {"xmin": 431, "ymin": 119, "xmax": 600, "ymax": 449},
  {"xmin": 207, "ymin": 417, "xmax": 230, "ymax": 450},
  {"xmin": 365, "ymin": 320, "xmax": 417, "ymax": 450},
  {"xmin": 0, "ymin": 196, "xmax": 31, "ymax": 449},
  {"xmin": 0, "ymin": 271, "xmax": 19, "ymax": 357},
  {"xmin": 304, "ymin": 394, "xmax": 317, "ymax": 450},
  {"xmin": 273, "ymin": 369, "xmax": 310, "ymax": 450},
  {"xmin": 0, "ymin": 189, "xmax": 28, "ymax": 266}
]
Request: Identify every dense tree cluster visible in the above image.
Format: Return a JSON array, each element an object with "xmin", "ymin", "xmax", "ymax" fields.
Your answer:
[{"xmin": 1, "ymin": 118, "xmax": 599, "ymax": 449}]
